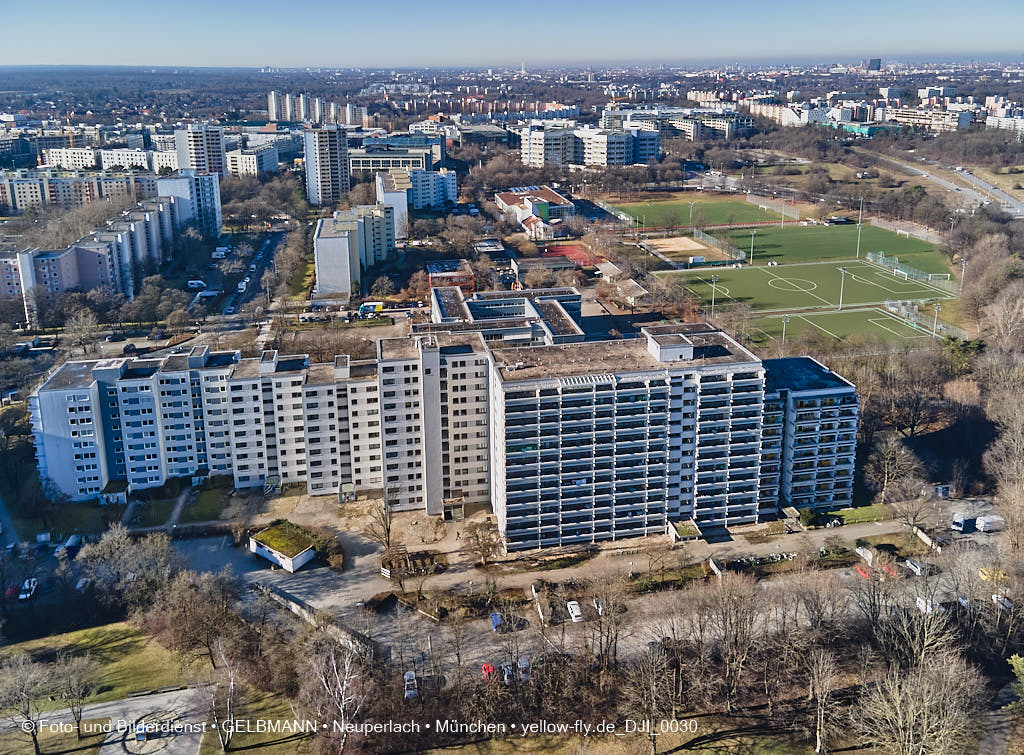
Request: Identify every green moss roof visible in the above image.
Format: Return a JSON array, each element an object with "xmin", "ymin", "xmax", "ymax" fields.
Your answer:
[{"xmin": 252, "ymin": 522, "xmax": 315, "ymax": 559}]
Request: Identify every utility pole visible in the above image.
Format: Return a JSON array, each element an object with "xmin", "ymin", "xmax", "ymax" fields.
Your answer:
[
  {"xmin": 749, "ymin": 230, "xmax": 756, "ymax": 265},
  {"xmin": 838, "ymin": 267, "xmax": 848, "ymax": 311},
  {"xmin": 780, "ymin": 198, "xmax": 786, "ymax": 228},
  {"xmin": 932, "ymin": 302, "xmax": 942, "ymax": 339},
  {"xmin": 960, "ymin": 257, "xmax": 968, "ymax": 295},
  {"xmin": 710, "ymin": 275, "xmax": 720, "ymax": 318},
  {"xmin": 689, "ymin": 201, "xmax": 696, "ymax": 227},
  {"xmin": 781, "ymin": 314, "xmax": 791, "ymax": 346}
]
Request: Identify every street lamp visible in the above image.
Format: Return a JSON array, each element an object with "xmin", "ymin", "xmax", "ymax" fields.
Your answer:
[
  {"xmin": 838, "ymin": 267, "xmax": 848, "ymax": 311},
  {"xmin": 689, "ymin": 201, "xmax": 696, "ymax": 227},
  {"xmin": 710, "ymin": 275, "xmax": 720, "ymax": 317},
  {"xmin": 960, "ymin": 258, "xmax": 968, "ymax": 295},
  {"xmin": 780, "ymin": 197, "xmax": 786, "ymax": 228},
  {"xmin": 932, "ymin": 303, "xmax": 942, "ymax": 339},
  {"xmin": 749, "ymin": 230, "xmax": 757, "ymax": 265},
  {"xmin": 781, "ymin": 314, "xmax": 791, "ymax": 346}
]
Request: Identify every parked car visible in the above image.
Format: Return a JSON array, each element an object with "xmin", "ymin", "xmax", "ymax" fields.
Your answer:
[
  {"xmin": 403, "ymin": 670, "xmax": 419, "ymax": 700},
  {"xmin": 489, "ymin": 612, "xmax": 504, "ymax": 632},
  {"xmin": 481, "ymin": 663, "xmax": 496, "ymax": 680},
  {"xmin": 55, "ymin": 535, "xmax": 83, "ymax": 561},
  {"xmin": 517, "ymin": 656, "xmax": 531, "ymax": 682},
  {"xmin": 18, "ymin": 578, "xmax": 37, "ymax": 600},
  {"xmin": 566, "ymin": 600, "xmax": 584, "ymax": 623},
  {"xmin": 105, "ymin": 333, "xmax": 125, "ymax": 342},
  {"xmin": 500, "ymin": 662, "xmax": 515, "ymax": 686},
  {"xmin": 881, "ymin": 563, "xmax": 901, "ymax": 579},
  {"xmin": 904, "ymin": 558, "xmax": 924, "ymax": 577},
  {"xmin": 855, "ymin": 565, "xmax": 872, "ymax": 579}
]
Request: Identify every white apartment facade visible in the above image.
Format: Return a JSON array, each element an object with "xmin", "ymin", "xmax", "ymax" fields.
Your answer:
[
  {"xmin": 32, "ymin": 305, "xmax": 857, "ymax": 551},
  {"xmin": 175, "ymin": 124, "xmax": 227, "ymax": 178},
  {"xmin": 303, "ymin": 126, "xmax": 350, "ymax": 206},
  {"xmin": 226, "ymin": 144, "xmax": 279, "ymax": 177},
  {"xmin": 312, "ymin": 204, "xmax": 396, "ymax": 300}
]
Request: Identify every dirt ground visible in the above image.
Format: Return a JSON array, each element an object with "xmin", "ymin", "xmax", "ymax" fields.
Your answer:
[{"xmin": 645, "ymin": 236, "xmax": 732, "ymax": 261}]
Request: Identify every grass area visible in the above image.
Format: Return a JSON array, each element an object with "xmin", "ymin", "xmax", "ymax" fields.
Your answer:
[
  {"xmin": 253, "ymin": 521, "xmax": 315, "ymax": 558},
  {"xmin": 178, "ymin": 489, "xmax": 228, "ymax": 524},
  {"xmin": 674, "ymin": 521, "xmax": 700, "ymax": 538},
  {"xmin": 287, "ymin": 254, "xmax": 314, "ymax": 298},
  {"xmin": 199, "ymin": 691, "xmax": 313, "ymax": 755},
  {"xmin": 2, "ymin": 622, "xmax": 186, "ymax": 704},
  {"xmin": 830, "ymin": 503, "xmax": 894, "ymax": 525},
  {"xmin": 613, "ymin": 193, "xmax": 782, "ymax": 227},
  {"xmin": 10, "ymin": 502, "xmax": 124, "ymax": 540},
  {"xmin": 135, "ymin": 498, "xmax": 176, "ymax": 527},
  {"xmin": 719, "ymin": 223, "xmax": 946, "ymax": 272},
  {"xmin": 666, "ymin": 260, "xmax": 954, "ymax": 313},
  {"xmin": 280, "ymin": 316, "xmax": 393, "ymax": 332},
  {"xmin": 861, "ymin": 532, "xmax": 929, "ymax": 559},
  {"xmin": 0, "ymin": 717, "xmax": 109, "ymax": 755},
  {"xmin": 747, "ymin": 308, "xmax": 934, "ymax": 345}
]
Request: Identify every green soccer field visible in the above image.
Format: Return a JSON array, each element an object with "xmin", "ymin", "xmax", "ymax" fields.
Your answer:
[
  {"xmin": 665, "ymin": 260, "xmax": 955, "ymax": 312},
  {"xmin": 720, "ymin": 224, "xmax": 949, "ymax": 273},
  {"xmin": 747, "ymin": 308, "xmax": 934, "ymax": 345},
  {"xmin": 613, "ymin": 195, "xmax": 782, "ymax": 227}
]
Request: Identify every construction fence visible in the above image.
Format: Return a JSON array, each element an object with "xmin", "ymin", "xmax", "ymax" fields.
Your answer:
[
  {"xmin": 693, "ymin": 228, "xmax": 745, "ymax": 262},
  {"xmin": 884, "ymin": 300, "xmax": 969, "ymax": 340}
]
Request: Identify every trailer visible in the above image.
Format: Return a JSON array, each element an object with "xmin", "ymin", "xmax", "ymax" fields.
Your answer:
[{"xmin": 977, "ymin": 514, "xmax": 1006, "ymax": 533}]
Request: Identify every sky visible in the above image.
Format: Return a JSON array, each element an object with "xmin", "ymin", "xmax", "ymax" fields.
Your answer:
[{"xmin": 2, "ymin": 0, "xmax": 1023, "ymax": 68}]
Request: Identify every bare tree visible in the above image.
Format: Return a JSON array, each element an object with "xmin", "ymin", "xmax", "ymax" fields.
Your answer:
[
  {"xmin": 706, "ymin": 573, "xmax": 760, "ymax": 712},
  {"xmin": 53, "ymin": 652, "xmax": 97, "ymax": 740},
  {"xmin": 0, "ymin": 654, "xmax": 53, "ymax": 755},
  {"xmin": 462, "ymin": 519, "xmax": 502, "ymax": 566},
  {"xmin": 64, "ymin": 308, "xmax": 100, "ymax": 355},
  {"xmin": 807, "ymin": 649, "xmax": 840, "ymax": 754},
  {"xmin": 621, "ymin": 649, "xmax": 675, "ymax": 755},
  {"xmin": 850, "ymin": 653, "xmax": 986, "ymax": 755},
  {"xmin": 363, "ymin": 493, "xmax": 395, "ymax": 550},
  {"xmin": 199, "ymin": 638, "xmax": 242, "ymax": 752},
  {"xmin": 300, "ymin": 637, "xmax": 366, "ymax": 754},
  {"xmin": 864, "ymin": 434, "xmax": 925, "ymax": 504}
]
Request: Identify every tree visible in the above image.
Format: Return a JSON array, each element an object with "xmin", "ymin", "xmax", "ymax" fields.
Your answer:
[
  {"xmin": 864, "ymin": 434, "xmax": 925, "ymax": 504},
  {"xmin": 166, "ymin": 309, "xmax": 190, "ymax": 334},
  {"xmin": 0, "ymin": 654, "xmax": 53, "ymax": 755},
  {"xmin": 64, "ymin": 308, "xmax": 99, "ymax": 355},
  {"xmin": 706, "ymin": 573, "xmax": 760, "ymax": 712},
  {"xmin": 53, "ymin": 653, "xmax": 97, "ymax": 740},
  {"xmin": 621, "ymin": 649, "xmax": 674, "ymax": 755},
  {"xmin": 370, "ymin": 276, "xmax": 396, "ymax": 298},
  {"xmin": 363, "ymin": 494, "xmax": 396, "ymax": 550},
  {"xmin": 77, "ymin": 524, "xmax": 182, "ymax": 611},
  {"xmin": 850, "ymin": 654, "xmax": 986, "ymax": 755},
  {"xmin": 199, "ymin": 638, "xmax": 242, "ymax": 752},
  {"xmin": 462, "ymin": 519, "xmax": 502, "ymax": 566},
  {"xmin": 148, "ymin": 568, "xmax": 239, "ymax": 669},
  {"xmin": 300, "ymin": 637, "xmax": 367, "ymax": 754},
  {"xmin": 807, "ymin": 649, "xmax": 839, "ymax": 754}
]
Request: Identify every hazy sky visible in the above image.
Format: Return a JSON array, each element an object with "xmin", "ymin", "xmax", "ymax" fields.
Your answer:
[{"xmin": 3, "ymin": 0, "xmax": 1022, "ymax": 67}]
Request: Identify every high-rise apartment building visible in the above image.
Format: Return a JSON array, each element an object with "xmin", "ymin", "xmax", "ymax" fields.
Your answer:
[
  {"xmin": 297, "ymin": 94, "xmax": 311, "ymax": 122},
  {"xmin": 174, "ymin": 124, "xmax": 226, "ymax": 178},
  {"xmin": 303, "ymin": 126, "xmax": 350, "ymax": 206},
  {"xmin": 155, "ymin": 169, "xmax": 222, "ymax": 238},
  {"xmin": 226, "ymin": 144, "xmax": 279, "ymax": 178},
  {"xmin": 312, "ymin": 204, "xmax": 396, "ymax": 300},
  {"xmin": 32, "ymin": 290, "xmax": 858, "ymax": 553},
  {"xmin": 267, "ymin": 91, "xmax": 282, "ymax": 121}
]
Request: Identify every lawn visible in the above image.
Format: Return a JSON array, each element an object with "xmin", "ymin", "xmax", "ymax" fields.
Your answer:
[
  {"xmin": 199, "ymin": 692, "xmax": 314, "ymax": 755},
  {"xmin": 287, "ymin": 253, "xmax": 314, "ymax": 298},
  {"xmin": 0, "ymin": 717, "xmax": 109, "ymax": 755},
  {"xmin": 720, "ymin": 223, "xmax": 948, "ymax": 273},
  {"xmin": 860, "ymin": 532, "xmax": 929, "ymax": 559},
  {"xmin": 10, "ymin": 501, "xmax": 124, "ymax": 541},
  {"xmin": 747, "ymin": 308, "xmax": 933, "ymax": 345},
  {"xmin": 136, "ymin": 498, "xmax": 176, "ymax": 527},
  {"xmin": 2, "ymin": 622, "xmax": 186, "ymax": 704},
  {"xmin": 829, "ymin": 503, "xmax": 894, "ymax": 525},
  {"xmin": 613, "ymin": 193, "xmax": 783, "ymax": 227},
  {"xmin": 178, "ymin": 489, "xmax": 228, "ymax": 524},
  {"xmin": 665, "ymin": 260, "xmax": 954, "ymax": 313}
]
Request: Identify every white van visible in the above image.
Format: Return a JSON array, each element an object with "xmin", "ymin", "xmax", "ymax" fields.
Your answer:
[{"xmin": 187, "ymin": 280, "xmax": 206, "ymax": 289}]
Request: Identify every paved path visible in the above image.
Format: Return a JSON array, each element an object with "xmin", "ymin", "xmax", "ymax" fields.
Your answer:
[
  {"xmin": 0, "ymin": 687, "xmax": 205, "ymax": 754},
  {"xmin": 164, "ymin": 488, "xmax": 193, "ymax": 529},
  {"xmin": 979, "ymin": 683, "xmax": 1017, "ymax": 755}
]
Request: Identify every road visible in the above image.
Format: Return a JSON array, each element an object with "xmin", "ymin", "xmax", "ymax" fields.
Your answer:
[
  {"xmin": 870, "ymin": 153, "xmax": 990, "ymax": 207},
  {"xmin": 955, "ymin": 168, "xmax": 1024, "ymax": 216}
]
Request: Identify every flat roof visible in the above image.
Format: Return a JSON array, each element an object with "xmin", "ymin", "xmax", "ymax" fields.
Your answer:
[
  {"xmin": 41, "ymin": 360, "xmax": 98, "ymax": 390},
  {"xmin": 494, "ymin": 185, "xmax": 572, "ymax": 208},
  {"xmin": 493, "ymin": 329, "xmax": 754, "ymax": 382},
  {"xmin": 379, "ymin": 338, "xmax": 420, "ymax": 361},
  {"xmin": 534, "ymin": 300, "xmax": 582, "ymax": 336},
  {"xmin": 763, "ymin": 357, "xmax": 854, "ymax": 394}
]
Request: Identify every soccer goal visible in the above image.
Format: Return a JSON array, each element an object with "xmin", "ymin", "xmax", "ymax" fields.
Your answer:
[
  {"xmin": 928, "ymin": 273, "xmax": 951, "ymax": 281},
  {"xmin": 893, "ymin": 269, "xmax": 910, "ymax": 281},
  {"xmin": 896, "ymin": 230, "xmax": 910, "ymax": 238}
]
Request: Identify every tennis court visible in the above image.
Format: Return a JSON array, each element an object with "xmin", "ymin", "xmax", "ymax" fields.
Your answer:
[
  {"xmin": 665, "ymin": 259, "xmax": 954, "ymax": 312},
  {"xmin": 747, "ymin": 308, "xmax": 933, "ymax": 345}
]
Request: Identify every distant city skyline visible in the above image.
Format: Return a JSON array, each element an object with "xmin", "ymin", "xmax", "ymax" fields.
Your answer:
[{"xmin": 3, "ymin": 0, "xmax": 1023, "ymax": 68}]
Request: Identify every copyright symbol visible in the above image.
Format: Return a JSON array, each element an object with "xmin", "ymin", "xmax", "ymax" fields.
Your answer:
[{"xmin": 20, "ymin": 720, "xmax": 36, "ymax": 734}]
